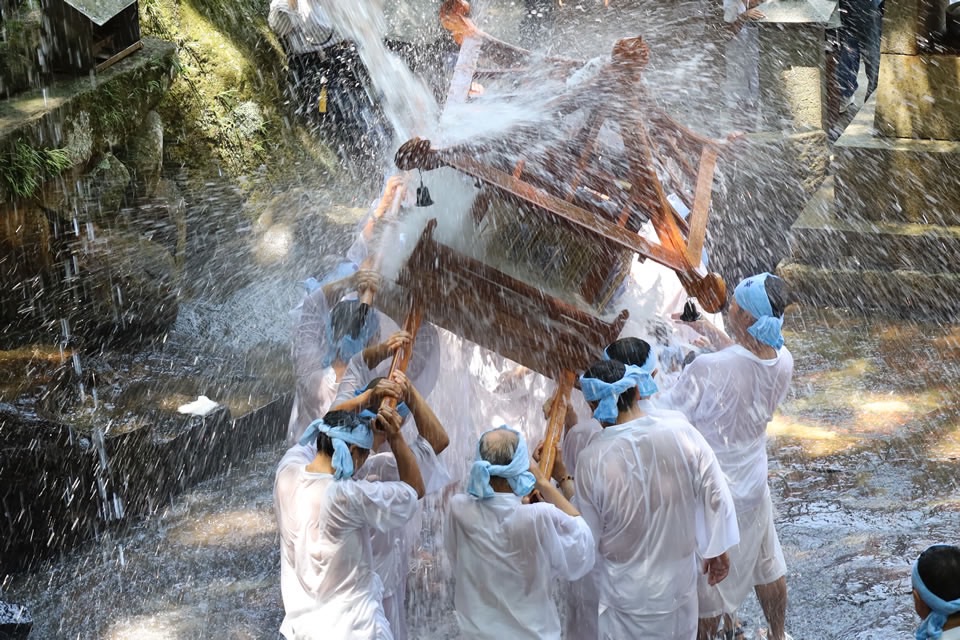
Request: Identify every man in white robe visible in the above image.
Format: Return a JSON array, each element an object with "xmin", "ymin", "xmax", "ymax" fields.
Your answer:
[
  {"xmin": 350, "ymin": 370, "xmax": 451, "ymax": 640},
  {"xmin": 561, "ymin": 336, "xmax": 685, "ymax": 640},
  {"xmin": 658, "ymin": 273, "xmax": 793, "ymax": 640},
  {"xmin": 274, "ymin": 407, "xmax": 424, "ymax": 639},
  {"xmin": 287, "ymin": 269, "xmax": 411, "ymax": 443},
  {"xmin": 445, "ymin": 426, "xmax": 595, "ymax": 640},
  {"xmin": 575, "ymin": 359, "xmax": 739, "ymax": 640}
]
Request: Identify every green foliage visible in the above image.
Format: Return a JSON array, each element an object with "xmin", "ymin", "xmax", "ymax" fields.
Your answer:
[{"xmin": 0, "ymin": 139, "xmax": 72, "ymax": 199}]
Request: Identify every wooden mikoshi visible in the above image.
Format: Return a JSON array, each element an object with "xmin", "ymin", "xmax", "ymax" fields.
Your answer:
[{"xmin": 366, "ymin": 0, "xmax": 737, "ymax": 479}]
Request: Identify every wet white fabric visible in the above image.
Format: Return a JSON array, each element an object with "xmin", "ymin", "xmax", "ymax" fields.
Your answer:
[
  {"xmin": 357, "ymin": 436, "xmax": 450, "ymax": 640},
  {"xmin": 939, "ymin": 628, "xmax": 960, "ymax": 640},
  {"xmin": 698, "ymin": 489, "xmax": 786, "ymax": 617},
  {"xmin": 574, "ymin": 415, "xmax": 739, "ymax": 639},
  {"xmin": 562, "ymin": 421, "xmax": 601, "ymax": 477},
  {"xmin": 274, "ymin": 444, "xmax": 419, "ymax": 639},
  {"xmin": 444, "ymin": 493, "xmax": 595, "ymax": 640},
  {"xmin": 656, "ymin": 344, "xmax": 794, "ymax": 512}
]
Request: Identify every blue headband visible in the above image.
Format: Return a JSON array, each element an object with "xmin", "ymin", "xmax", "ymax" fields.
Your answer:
[
  {"xmin": 322, "ymin": 307, "xmax": 380, "ymax": 368},
  {"xmin": 580, "ymin": 364, "xmax": 651, "ymax": 424},
  {"xmin": 602, "ymin": 343, "xmax": 659, "ymax": 397},
  {"xmin": 299, "ymin": 418, "xmax": 374, "ymax": 480},
  {"xmin": 734, "ymin": 273, "xmax": 784, "ymax": 350},
  {"xmin": 467, "ymin": 426, "xmax": 536, "ymax": 499},
  {"xmin": 913, "ymin": 554, "xmax": 960, "ymax": 640}
]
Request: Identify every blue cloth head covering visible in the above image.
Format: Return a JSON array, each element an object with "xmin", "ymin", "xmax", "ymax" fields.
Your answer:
[
  {"xmin": 467, "ymin": 426, "xmax": 536, "ymax": 499},
  {"xmin": 322, "ymin": 304, "xmax": 381, "ymax": 367},
  {"xmin": 580, "ymin": 364, "xmax": 648, "ymax": 424},
  {"xmin": 580, "ymin": 364, "xmax": 656, "ymax": 424},
  {"xmin": 602, "ymin": 342, "xmax": 659, "ymax": 398},
  {"xmin": 913, "ymin": 549, "xmax": 960, "ymax": 640},
  {"xmin": 734, "ymin": 273, "xmax": 785, "ymax": 350},
  {"xmin": 298, "ymin": 418, "xmax": 374, "ymax": 480}
]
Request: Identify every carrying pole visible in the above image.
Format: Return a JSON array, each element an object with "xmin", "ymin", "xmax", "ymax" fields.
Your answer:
[{"xmin": 539, "ymin": 369, "xmax": 576, "ymax": 480}]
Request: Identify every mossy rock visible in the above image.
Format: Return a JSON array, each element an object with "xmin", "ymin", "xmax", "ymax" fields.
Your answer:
[
  {"xmin": 58, "ymin": 229, "xmax": 179, "ymax": 347},
  {"xmin": 139, "ymin": 0, "xmax": 338, "ymax": 184},
  {"xmin": 121, "ymin": 111, "xmax": 164, "ymax": 197}
]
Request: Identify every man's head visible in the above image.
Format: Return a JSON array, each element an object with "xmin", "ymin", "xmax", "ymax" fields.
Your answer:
[
  {"xmin": 479, "ymin": 427, "xmax": 520, "ymax": 468},
  {"xmin": 581, "ymin": 359, "xmax": 638, "ymax": 424},
  {"xmin": 316, "ymin": 410, "xmax": 374, "ymax": 475},
  {"xmin": 728, "ymin": 273, "xmax": 788, "ymax": 348},
  {"xmin": 913, "ymin": 544, "xmax": 960, "ymax": 621},
  {"xmin": 605, "ymin": 337, "xmax": 656, "ymax": 375},
  {"xmin": 325, "ymin": 300, "xmax": 381, "ymax": 366},
  {"xmin": 468, "ymin": 426, "xmax": 536, "ymax": 499}
]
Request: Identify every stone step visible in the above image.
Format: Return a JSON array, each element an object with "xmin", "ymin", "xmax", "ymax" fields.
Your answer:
[
  {"xmin": 790, "ymin": 177, "xmax": 960, "ymax": 272},
  {"xmin": 832, "ymin": 95, "xmax": 960, "ymax": 226},
  {"xmin": 777, "ymin": 260, "xmax": 960, "ymax": 318}
]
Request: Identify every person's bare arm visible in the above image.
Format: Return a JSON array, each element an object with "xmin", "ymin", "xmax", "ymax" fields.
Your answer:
[
  {"xmin": 533, "ymin": 441, "xmax": 575, "ymax": 500},
  {"xmin": 393, "ymin": 370, "xmax": 449, "ymax": 454},
  {"xmin": 530, "ymin": 459, "xmax": 579, "ymax": 517},
  {"xmin": 704, "ymin": 552, "xmax": 731, "ymax": 586},
  {"xmin": 362, "ymin": 331, "xmax": 412, "ymax": 370},
  {"xmin": 330, "ymin": 378, "xmax": 402, "ymax": 413},
  {"xmin": 377, "ymin": 405, "xmax": 425, "ymax": 498},
  {"xmin": 674, "ymin": 314, "xmax": 735, "ymax": 351}
]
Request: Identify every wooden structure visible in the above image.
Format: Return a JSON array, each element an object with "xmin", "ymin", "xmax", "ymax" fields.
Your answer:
[
  {"xmin": 367, "ymin": 0, "xmax": 736, "ymax": 479},
  {"xmin": 42, "ymin": 0, "xmax": 142, "ymax": 74}
]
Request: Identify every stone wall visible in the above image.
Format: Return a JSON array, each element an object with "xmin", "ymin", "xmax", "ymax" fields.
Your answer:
[
  {"xmin": 0, "ymin": 393, "xmax": 292, "ymax": 574},
  {"xmin": 0, "ymin": 40, "xmax": 183, "ymax": 349}
]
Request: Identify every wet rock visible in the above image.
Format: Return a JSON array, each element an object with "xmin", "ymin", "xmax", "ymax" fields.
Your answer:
[
  {"xmin": 122, "ymin": 111, "xmax": 164, "ymax": 198},
  {"xmin": 60, "ymin": 230, "xmax": 178, "ymax": 347},
  {"xmin": 0, "ymin": 600, "xmax": 31, "ymax": 638},
  {"xmin": 255, "ymin": 187, "xmax": 365, "ymax": 271},
  {"xmin": 0, "ymin": 201, "xmax": 54, "ymax": 338},
  {"xmin": 46, "ymin": 153, "xmax": 132, "ymax": 225}
]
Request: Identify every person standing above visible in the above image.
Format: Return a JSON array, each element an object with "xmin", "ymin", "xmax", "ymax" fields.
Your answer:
[
  {"xmin": 836, "ymin": 0, "xmax": 883, "ymax": 112},
  {"xmin": 575, "ymin": 359, "xmax": 739, "ymax": 640},
  {"xmin": 659, "ymin": 272, "xmax": 794, "ymax": 640},
  {"xmin": 912, "ymin": 544, "xmax": 960, "ymax": 640},
  {"xmin": 445, "ymin": 426, "xmax": 595, "ymax": 640},
  {"xmin": 274, "ymin": 407, "xmax": 424, "ymax": 640}
]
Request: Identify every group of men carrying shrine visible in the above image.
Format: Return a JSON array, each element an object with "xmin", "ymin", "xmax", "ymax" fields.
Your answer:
[{"xmin": 273, "ymin": 264, "xmax": 798, "ymax": 640}]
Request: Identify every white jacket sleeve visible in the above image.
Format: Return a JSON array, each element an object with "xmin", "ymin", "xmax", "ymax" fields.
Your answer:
[
  {"xmin": 537, "ymin": 506, "xmax": 596, "ymax": 582},
  {"xmin": 688, "ymin": 429, "xmax": 740, "ymax": 559},
  {"xmin": 333, "ymin": 353, "xmax": 375, "ymax": 406},
  {"xmin": 655, "ymin": 357, "xmax": 708, "ymax": 422}
]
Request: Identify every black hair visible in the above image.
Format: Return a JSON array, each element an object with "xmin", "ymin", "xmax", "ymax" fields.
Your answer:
[
  {"xmin": 917, "ymin": 545, "xmax": 960, "ymax": 603},
  {"xmin": 582, "ymin": 359, "xmax": 638, "ymax": 413},
  {"xmin": 764, "ymin": 275, "xmax": 789, "ymax": 319},
  {"xmin": 605, "ymin": 337, "xmax": 652, "ymax": 368},
  {"xmin": 329, "ymin": 299, "xmax": 373, "ymax": 341},
  {"xmin": 315, "ymin": 410, "xmax": 370, "ymax": 457}
]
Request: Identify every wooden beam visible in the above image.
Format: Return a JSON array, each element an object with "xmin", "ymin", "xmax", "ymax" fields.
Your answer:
[
  {"xmin": 684, "ymin": 146, "xmax": 718, "ymax": 267},
  {"xmin": 539, "ymin": 369, "xmax": 575, "ymax": 492},
  {"xmin": 94, "ymin": 40, "xmax": 143, "ymax": 73}
]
